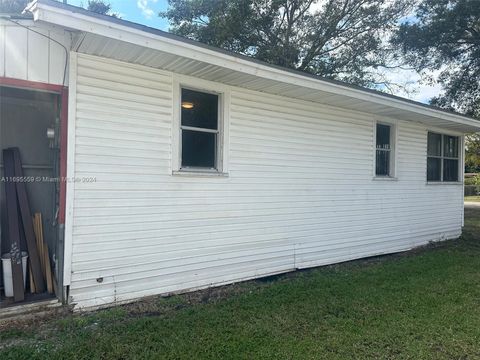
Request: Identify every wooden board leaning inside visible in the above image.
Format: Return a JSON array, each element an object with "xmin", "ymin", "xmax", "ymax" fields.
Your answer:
[{"xmin": 1, "ymin": 148, "xmax": 55, "ymax": 303}]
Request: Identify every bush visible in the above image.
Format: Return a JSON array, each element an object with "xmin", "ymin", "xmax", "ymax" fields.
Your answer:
[{"xmin": 465, "ymin": 174, "xmax": 480, "ymax": 186}]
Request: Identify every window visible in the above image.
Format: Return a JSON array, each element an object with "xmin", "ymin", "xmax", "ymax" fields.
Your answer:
[
  {"xmin": 180, "ymin": 88, "xmax": 219, "ymax": 170},
  {"xmin": 427, "ymin": 132, "xmax": 460, "ymax": 182},
  {"xmin": 375, "ymin": 123, "xmax": 395, "ymax": 177}
]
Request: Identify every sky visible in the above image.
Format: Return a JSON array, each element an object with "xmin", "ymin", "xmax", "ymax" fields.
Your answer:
[
  {"xmin": 64, "ymin": 0, "xmax": 443, "ymax": 104},
  {"xmin": 67, "ymin": 0, "xmax": 170, "ymax": 30}
]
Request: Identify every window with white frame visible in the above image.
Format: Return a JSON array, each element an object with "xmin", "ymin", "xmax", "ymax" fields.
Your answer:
[
  {"xmin": 180, "ymin": 88, "xmax": 220, "ymax": 170},
  {"xmin": 427, "ymin": 132, "xmax": 460, "ymax": 182},
  {"xmin": 375, "ymin": 122, "xmax": 395, "ymax": 177}
]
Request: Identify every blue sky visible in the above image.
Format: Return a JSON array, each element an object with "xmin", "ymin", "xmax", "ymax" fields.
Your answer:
[
  {"xmin": 64, "ymin": 0, "xmax": 441, "ymax": 104},
  {"xmin": 67, "ymin": 0, "xmax": 170, "ymax": 30}
]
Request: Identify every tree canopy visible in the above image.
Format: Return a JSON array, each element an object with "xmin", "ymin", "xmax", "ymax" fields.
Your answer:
[
  {"xmin": 161, "ymin": 0, "xmax": 413, "ymax": 89},
  {"xmin": 392, "ymin": 0, "xmax": 480, "ymax": 172},
  {"xmin": 466, "ymin": 134, "xmax": 480, "ymax": 173},
  {"xmin": 392, "ymin": 0, "xmax": 480, "ymax": 118},
  {"xmin": 0, "ymin": 0, "xmax": 28, "ymax": 14},
  {"xmin": 0, "ymin": 0, "xmax": 118, "ymax": 17},
  {"xmin": 86, "ymin": 0, "xmax": 119, "ymax": 18}
]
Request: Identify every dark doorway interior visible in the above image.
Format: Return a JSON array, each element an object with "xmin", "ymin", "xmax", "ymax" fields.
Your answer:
[{"xmin": 0, "ymin": 86, "xmax": 60, "ymax": 303}]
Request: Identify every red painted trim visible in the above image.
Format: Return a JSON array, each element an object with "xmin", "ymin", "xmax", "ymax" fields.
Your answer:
[
  {"xmin": 1, "ymin": 76, "xmax": 69, "ymax": 224},
  {"xmin": 58, "ymin": 88, "xmax": 68, "ymax": 225},
  {"xmin": 0, "ymin": 77, "xmax": 64, "ymax": 93}
]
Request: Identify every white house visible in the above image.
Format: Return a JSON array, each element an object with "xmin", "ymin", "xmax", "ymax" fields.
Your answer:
[{"xmin": 1, "ymin": 0, "xmax": 479, "ymax": 310}]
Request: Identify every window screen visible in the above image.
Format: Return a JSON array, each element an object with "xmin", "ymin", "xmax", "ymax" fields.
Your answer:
[
  {"xmin": 376, "ymin": 123, "xmax": 392, "ymax": 176},
  {"xmin": 180, "ymin": 88, "xmax": 219, "ymax": 169},
  {"xmin": 427, "ymin": 132, "xmax": 459, "ymax": 182}
]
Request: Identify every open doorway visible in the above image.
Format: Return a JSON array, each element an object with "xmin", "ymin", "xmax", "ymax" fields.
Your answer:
[{"xmin": 0, "ymin": 85, "xmax": 62, "ymax": 307}]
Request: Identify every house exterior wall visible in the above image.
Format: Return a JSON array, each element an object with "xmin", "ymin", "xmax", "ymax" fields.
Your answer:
[
  {"xmin": 0, "ymin": 20, "xmax": 70, "ymax": 85},
  {"xmin": 67, "ymin": 53, "xmax": 464, "ymax": 309}
]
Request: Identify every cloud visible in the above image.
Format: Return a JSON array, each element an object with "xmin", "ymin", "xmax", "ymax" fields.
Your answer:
[
  {"xmin": 137, "ymin": 0, "xmax": 158, "ymax": 19},
  {"xmin": 379, "ymin": 68, "xmax": 444, "ymax": 104}
]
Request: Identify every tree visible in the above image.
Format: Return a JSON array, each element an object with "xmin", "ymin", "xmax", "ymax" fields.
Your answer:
[
  {"xmin": 0, "ymin": 0, "xmax": 28, "ymax": 13},
  {"xmin": 0, "ymin": 0, "xmax": 119, "ymax": 17},
  {"xmin": 466, "ymin": 134, "xmax": 480, "ymax": 173},
  {"xmin": 161, "ymin": 0, "xmax": 414, "ymax": 89},
  {"xmin": 86, "ymin": 0, "xmax": 119, "ymax": 18},
  {"xmin": 392, "ymin": 0, "xmax": 480, "ymax": 118}
]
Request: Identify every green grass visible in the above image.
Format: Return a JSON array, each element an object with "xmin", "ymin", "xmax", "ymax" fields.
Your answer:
[
  {"xmin": 2, "ymin": 209, "xmax": 480, "ymax": 359},
  {"xmin": 465, "ymin": 195, "xmax": 480, "ymax": 202}
]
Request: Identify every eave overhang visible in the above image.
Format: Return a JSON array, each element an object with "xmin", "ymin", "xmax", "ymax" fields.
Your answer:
[{"xmin": 26, "ymin": 0, "xmax": 480, "ymax": 133}]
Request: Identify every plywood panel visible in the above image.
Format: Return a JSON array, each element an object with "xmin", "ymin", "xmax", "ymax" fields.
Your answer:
[
  {"xmin": 27, "ymin": 28, "xmax": 49, "ymax": 83},
  {"xmin": 0, "ymin": 21, "xmax": 71, "ymax": 85},
  {"xmin": 5, "ymin": 26, "xmax": 28, "ymax": 79},
  {"xmin": 48, "ymin": 30, "xmax": 69, "ymax": 85}
]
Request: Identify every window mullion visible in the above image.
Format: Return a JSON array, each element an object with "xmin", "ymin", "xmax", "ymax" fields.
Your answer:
[
  {"xmin": 440, "ymin": 135, "xmax": 444, "ymax": 182},
  {"xmin": 181, "ymin": 125, "xmax": 219, "ymax": 134}
]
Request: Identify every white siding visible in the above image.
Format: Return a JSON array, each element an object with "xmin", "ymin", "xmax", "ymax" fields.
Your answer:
[
  {"xmin": 0, "ymin": 21, "xmax": 70, "ymax": 85},
  {"xmin": 69, "ymin": 54, "xmax": 463, "ymax": 309}
]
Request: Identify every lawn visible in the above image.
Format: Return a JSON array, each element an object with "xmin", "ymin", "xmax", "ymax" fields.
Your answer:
[
  {"xmin": 2, "ymin": 209, "xmax": 480, "ymax": 359},
  {"xmin": 465, "ymin": 196, "xmax": 480, "ymax": 202}
]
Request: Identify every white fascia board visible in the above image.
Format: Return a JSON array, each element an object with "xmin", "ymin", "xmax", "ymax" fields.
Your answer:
[
  {"xmin": 29, "ymin": 0, "xmax": 480, "ymax": 132},
  {"xmin": 0, "ymin": 19, "xmax": 35, "ymax": 26}
]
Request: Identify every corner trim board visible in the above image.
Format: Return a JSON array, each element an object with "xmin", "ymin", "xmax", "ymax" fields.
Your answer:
[{"xmin": 62, "ymin": 51, "xmax": 77, "ymax": 288}]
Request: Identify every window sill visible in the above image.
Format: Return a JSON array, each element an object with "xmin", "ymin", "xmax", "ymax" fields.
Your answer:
[
  {"xmin": 373, "ymin": 176, "xmax": 398, "ymax": 181},
  {"xmin": 426, "ymin": 181, "xmax": 463, "ymax": 185},
  {"xmin": 172, "ymin": 170, "xmax": 229, "ymax": 177}
]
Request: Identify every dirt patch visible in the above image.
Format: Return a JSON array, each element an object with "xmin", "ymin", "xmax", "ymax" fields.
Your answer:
[
  {"xmin": 0, "ymin": 304, "xmax": 70, "ymax": 331},
  {"xmin": 1, "ymin": 223, "xmax": 474, "ymax": 336},
  {"xmin": 120, "ymin": 280, "xmax": 266, "ymax": 318}
]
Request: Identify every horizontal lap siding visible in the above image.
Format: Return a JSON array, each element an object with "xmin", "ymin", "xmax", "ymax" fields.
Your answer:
[
  {"xmin": 230, "ymin": 91, "xmax": 462, "ymax": 270},
  {"xmin": 69, "ymin": 54, "xmax": 462, "ymax": 309}
]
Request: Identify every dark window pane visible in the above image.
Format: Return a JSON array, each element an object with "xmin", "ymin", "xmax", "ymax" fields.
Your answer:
[
  {"xmin": 427, "ymin": 132, "xmax": 442, "ymax": 156},
  {"xmin": 182, "ymin": 130, "xmax": 216, "ymax": 168},
  {"xmin": 376, "ymin": 124, "xmax": 391, "ymax": 150},
  {"xmin": 427, "ymin": 157, "xmax": 441, "ymax": 181},
  {"xmin": 376, "ymin": 150, "xmax": 390, "ymax": 176},
  {"xmin": 443, "ymin": 159, "xmax": 459, "ymax": 182},
  {"xmin": 181, "ymin": 88, "xmax": 218, "ymax": 130},
  {"xmin": 443, "ymin": 135, "xmax": 458, "ymax": 158}
]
